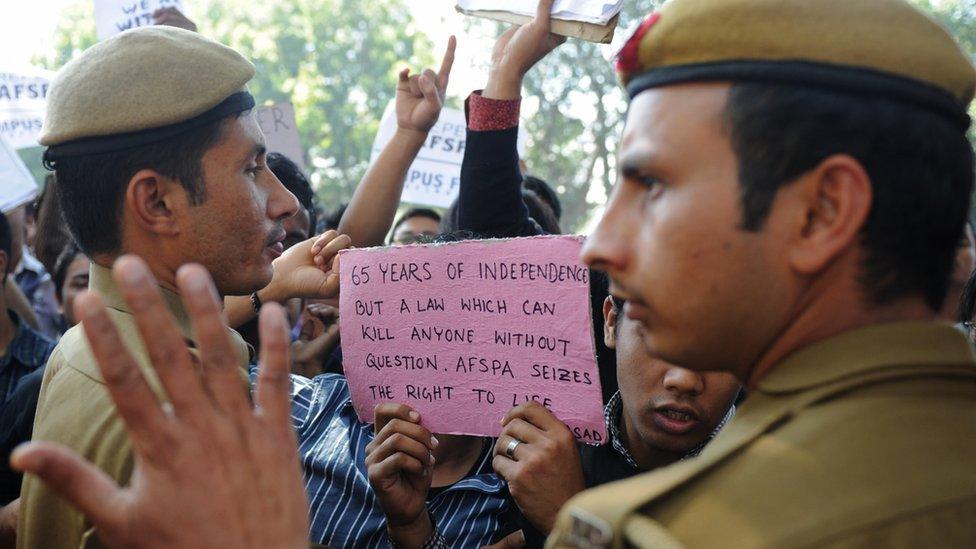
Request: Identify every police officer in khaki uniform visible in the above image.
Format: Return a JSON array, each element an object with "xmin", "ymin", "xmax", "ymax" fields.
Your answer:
[
  {"xmin": 547, "ymin": 0, "xmax": 976, "ymax": 547},
  {"xmin": 18, "ymin": 26, "xmax": 346, "ymax": 548}
]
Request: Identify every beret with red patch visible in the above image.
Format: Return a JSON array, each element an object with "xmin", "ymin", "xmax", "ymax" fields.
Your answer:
[{"xmin": 616, "ymin": 0, "xmax": 976, "ymax": 128}]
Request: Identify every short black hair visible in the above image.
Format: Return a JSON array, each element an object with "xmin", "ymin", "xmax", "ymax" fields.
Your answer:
[
  {"xmin": 393, "ymin": 208, "xmax": 441, "ymax": 234},
  {"xmin": 51, "ymin": 115, "xmax": 231, "ymax": 256},
  {"xmin": 52, "ymin": 242, "xmax": 82, "ymax": 302},
  {"xmin": 321, "ymin": 203, "xmax": 348, "ymax": 233},
  {"xmin": 724, "ymin": 83, "xmax": 974, "ymax": 312},
  {"xmin": 522, "ymin": 190, "xmax": 562, "ymax": 234},
  {"xmin": 0, "ymin": 212, "xmax": 10, "ymax": 279},
  {"xmin": 267, "ymin": 152, "xmax": 317, "ymax": 236},
  {"xmin": 523, "ymin": 175, "xmax": 562, "ymax": 220}
]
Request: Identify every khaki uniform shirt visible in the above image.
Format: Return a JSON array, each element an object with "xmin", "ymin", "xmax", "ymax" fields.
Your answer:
[
  {"xmin": 18, "ymin": 264, "xmax": 251, "ymax": 549},
  {"xmin": 548, "ymin": 322, "xmax": 976, "ymax": 548}
]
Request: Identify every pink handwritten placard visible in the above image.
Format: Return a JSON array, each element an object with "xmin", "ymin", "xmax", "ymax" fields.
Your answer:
[{"xmin": 338, "ymin": 236, "xmax": 606, "ymax": 444}]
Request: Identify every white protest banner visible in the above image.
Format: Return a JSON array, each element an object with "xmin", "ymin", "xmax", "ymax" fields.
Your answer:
[
  {"xmin": 0, "ymin": 135, "xmax": 39, "ymax": 213},
  {"xmin": 338, "ymin": 235, "xmax": 606, "ymax": 443},
  {"xmin": 255, "ymin": 103, "xmax": 305, "ymax": 171},
  {"xmin": 0, "ymin": 66, "xmax": 54, "ymax": 150},
  {"xmin": 94, "ymin": 0, "xmax": 184, "ymax": 41},
  {"xmin": 369, "ymin": 100, "xmax": 527, "ymax": 209}
]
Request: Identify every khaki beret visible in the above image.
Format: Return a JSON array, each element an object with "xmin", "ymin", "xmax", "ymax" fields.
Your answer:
[
  {"xmin": 616, "ymin": 0, "xmax": 976, "ymax": 127},
  {"xmin": 41, "ymin": 26, "xmax": 255, "ymax": 159}
]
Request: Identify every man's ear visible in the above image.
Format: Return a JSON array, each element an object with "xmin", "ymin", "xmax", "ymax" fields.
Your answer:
[
  {"xmin": 603, "ymin": 296, "xmax": 617, "ymax": 349},
  {"xmin": 124, "ymin": 170, "xmax": 185, "ymax": 239},
  {"xmin": 783, "ymin": 154, "xmax": 872, "ymax": 276}
]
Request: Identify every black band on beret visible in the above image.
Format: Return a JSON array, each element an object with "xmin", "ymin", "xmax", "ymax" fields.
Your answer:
[
  {"xmin": 626, "ymin": 61, "xmax": 972, "ymax": 130},
  {"xmin": 43, "ymin": 91, "xmax": 256, "ymax": 167}
]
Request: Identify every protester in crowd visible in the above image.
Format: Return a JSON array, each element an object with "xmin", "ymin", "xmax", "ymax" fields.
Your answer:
[
  {"xmin": 1, "ymin": 285, "xmax": 38, "ymax": 337},
  {"xmin": 268, "ymin": 152, "xmax": 318, "ymax": 249},
  {"xmin": 5, "ymin": 205, "xmax": 61, "ymax": 340},
  {"xmin": 14, "ymin": 2, "xmax": 976, "ymax": 549},
  {"xmin": 265, "ymin": 364, "xmax": 511, "ymax": 547},
  {"xmin": 940, "ymin": 220, "xmax": 976, "ymax": 321},
  {"xmin": 452, "ymin": 9, "xmax": 564, "ymax": 239},
  {"xmin": 0, "ymin": 212, "xmax": 54, "ymax": 407},
  {"xmin": 51, "ymin": 243, "xmax": 89, "ymax": 330},
  {"xmin": 289, "ymin": 301, "xmax": 340, "ymax": 377},
  {"xmin": 496, "ymin": 293, "xmax": 740, "ymax": 546},
  {"xmin": 390, "ymin": 208, "xmax": 442, "ymax": 245},
  {"xmin": 18, "ymin": 27, "xmax": 348, "ymax": 548},
  {"xmin": 0, "ymin": 242, "xmax": 88, "ymax": 516},
  {"xmin": 547, "ymin": 0, "xmax": 976, "ymax": 545},
  {"xmin": 452, "ymin": 3, "xmax": 615, "ymax": 405},
  {"xmin": 335, "ymin": 37, "xmax": 456, "ymax": 248}
]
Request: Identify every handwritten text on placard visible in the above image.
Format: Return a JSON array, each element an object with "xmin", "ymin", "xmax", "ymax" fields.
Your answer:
[{"xmin": 338, "ymin": 236, "xmax": 606, "ymax": 444}]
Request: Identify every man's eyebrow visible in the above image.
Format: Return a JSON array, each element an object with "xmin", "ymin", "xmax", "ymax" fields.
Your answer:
[
  {"xmin": 618, "ymin": 150, "xmax": 656, "ymax": 178},
  {"xmin": 242, "ymin": 143, "xmax": 266, "ymax": 164}
]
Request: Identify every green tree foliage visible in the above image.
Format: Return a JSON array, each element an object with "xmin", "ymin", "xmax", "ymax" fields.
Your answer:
[
  {"xmin": 31, "ymin": 1, "xmax": 976, "ymax": 231},
  {"xmin": 35, "ymin": 0, "xmax": 435, "ymax": 216}
]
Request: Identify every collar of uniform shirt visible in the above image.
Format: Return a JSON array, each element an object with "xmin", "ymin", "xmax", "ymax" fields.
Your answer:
[{"xmin": 604, "ymin": 391, "xmax": 735, "ymax": 469}]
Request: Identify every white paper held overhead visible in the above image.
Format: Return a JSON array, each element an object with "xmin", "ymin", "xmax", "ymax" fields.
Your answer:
[{"xmin": 456, "ymin": 0, "xmax": 624, "ymax": 25}]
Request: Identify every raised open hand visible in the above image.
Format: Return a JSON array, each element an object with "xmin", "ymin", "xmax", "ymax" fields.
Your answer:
[{"xmin": 11, "ymin": 257, "xmax": 310, "ymax": 548}]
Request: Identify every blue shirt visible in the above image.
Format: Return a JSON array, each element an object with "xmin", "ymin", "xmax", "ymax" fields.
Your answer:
[
  {"xmin": 0, "ymin": 311, "xmax": 54, "ymax": 406},
  {"xmin": 254, "ymin": 370, "xmax": 511, "ymax": 547}
]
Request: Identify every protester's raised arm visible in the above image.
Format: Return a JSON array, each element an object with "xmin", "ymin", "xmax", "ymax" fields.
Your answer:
[
  {"xmin": 457, "ymin": 0, "xmax": 564, "ymax": 237},
  {"xmin": 338, "ymin": 38, "xmax": 456, "ymax": 248},
  {"xmin": 11, "ymin": 258, "xmax": 310, "ymax": 548},
  {"xmin": 483, "ymin": 0, "xmax": 565, "ymax": 101}
]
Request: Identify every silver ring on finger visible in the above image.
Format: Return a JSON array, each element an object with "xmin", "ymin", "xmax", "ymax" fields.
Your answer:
[{"xmin": 505, "ymin": 438, "xmax": 522, "ymax": 460}]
